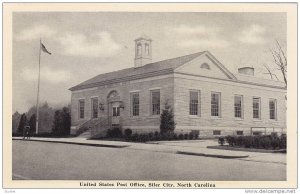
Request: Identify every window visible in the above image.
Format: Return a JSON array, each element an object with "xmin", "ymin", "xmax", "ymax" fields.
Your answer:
[
  {"xmin": 269, "ymin": 99, "xmax": 277, "ymax": 120},
  {"xmin": 131, "ymin": 92, "xmax": 139, "ymax": 116},
  {"xmin": 145, "ymin": 43, "xmax": 150, "ymax": 55},
  {"xmin": 79, "ymin": 100, "xmax": 85, "ymax": 119},
  {"xmin": 253, "ymin": 97, "xmax": 261, "ymax": 119},
  {"xmin": 213, "ymin": 130, "xmax": 221, "ymax": 135},
  {"xmin": 253, "ymin": 131, "xmax": 262, "ymax": 136},
  {"xmin": 201, "ymin": 63, "xmax": 210, "ymax": 70},
  {"xmin": 137, "ymin": 43, "xmax": 142, "ymax": 56},
  {"xmin": 211, "ymin": 92, "xmax": 221, "ymax": 117},
  {"xmin": 234, "ymin": 95, "xmax": 243, "ymax": 118},
  {"xmin": 237, "ymin": 131, "xmax": 244, "ymax": 135},
  {"xmin": 91, "ymin": 98, "xmax": 98, "ymax": 118},
  {"xmin": 151, "ymin": 90, "xmax": 160, "ymax": 115},
  {"xmin": 189, "ymin": 91, "xmax": 199, "ymax": 115},
  {"xmin": 113, "ymin": 107, "xmax": 120, "ymax": 117}
]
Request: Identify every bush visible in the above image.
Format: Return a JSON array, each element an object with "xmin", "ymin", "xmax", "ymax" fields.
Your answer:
[
  {"xmin": 243, "ymin": 136, "xmax": 253, "ymax": 148},
  {"xmin": 124, "ymin": 128, "xmax": 132, "ymax": 138},
  {"xmin": 178, "ymin": 134, "xmax": 184, "ymax": 140},
  {"xmin": 188, "ymin": 133, "xmax": 194, "ymax": 140},
  {"xmin": 148, "ymin": 132, "xmax": 155, "ymax": 141},
  {"xmin": 160, "ymin": 101, "xmax": 176, "ymax": 134},
  {"xmin": 173, "ymin": 133, "xmax": 178, "ymax": 140},
  {"xmin": 106, "ymin": 127, "xmax": 122, "ymax": 138},
  {"xmin": 279, "ymin": 134, "xmax": 287, "ymax": 149},
  {"xmin": 130, "ymin": 133, "xmax": 138, "ymax": 142},
  {"xmin": 225, "ymin": 136, "xmax": 236, "ymax": 146},
  {"xmin": 218, "ymin": 137, "xmax": 225, "ymax": 146},
  {"xmin": 219, "ymin": 134, "xmax": 286, "ymax": 150},
  {"xmin": 236, "ymin": 136, "xmax": 244, "ymax": 147},
  {"xmin": 184, "ymin": 133, "xmax": 189, "ymax": 140}
]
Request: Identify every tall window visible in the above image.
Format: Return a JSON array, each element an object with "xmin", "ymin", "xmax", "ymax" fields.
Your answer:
[
  {"xmin": 113, "ymin": 107, "xmax": 120, "ymax": 117},
  {"xmin": 269, "ymin": 99, "xmax": 277, "ymax": 120},
  {"xmin": 91, "ymin": 98, "xmax": 98, "ymax": 118},
  {"xmin": 211, "ymin": 92, "xmax": 221, "ymax": 117},
  {"xmin": 137, "ymin": 43, "xmax": 142, "ymax": 56},
  {"xmin": 189, "ymin": 91, "xmax": 199, "ymax": 115},
  {"xmin": 253, "ymin": 97, "xmax": 261, "ymax": 119},
  {"xmin": 145, "ymin": 43, "xmax": 150, "ymax": 55},
  {"xmin": 151, "ymin": 90, "xmax": 160, "ymax": 115},
  {"xmin": 79, "ymin": 100, "xmax": 85, "ymax": 119},
  {"xmin": 234, "ymin": 95, "xmax": 243, "ymax": 118},
  {"xmin": 131, "ymin": 92, "xmax": 139, "ymax": 116}
]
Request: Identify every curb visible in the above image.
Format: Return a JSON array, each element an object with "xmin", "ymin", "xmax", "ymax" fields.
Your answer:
[
  {"xmin": 207, "ymin": 146, "xmax": 287, "ymax": 153},
  {"xmin": 176, "ymin": 151, "xmax": 249, "ymax": 159},
  {"xmin": 12, "ymin": 138, "xmax": 129, "ymax": 148}
]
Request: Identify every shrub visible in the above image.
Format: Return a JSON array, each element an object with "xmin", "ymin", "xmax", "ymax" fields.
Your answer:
[
  {"xmin": 106, "ymin": 127, "xmax": 122, "ymax": 138},
  {"xmin": 178, "ymin": 134, "xmax": 184, "ymax": 140},
  {"xmin": 167, "ymin": 132, "xmax": 175, "ymax": 141},
  {"xmin": 173, "ymin": 133, "xmax": 178, "ymax": 140},
  {"xmin": 160, "ymin": 101, "xmax": 176, "ymax": 134},
  {"xmin": 130, "ymin": 133, "xmax": 138, "ymax": 142},
  {"xmin": 242, "ymin": 136, "xmax": 252, "ymax": 148},
  {"xmin": 236, "ymin": 136, "xmax": 244, "ymax": 147},
  {"xmin": 154, "ymin": 131, "xmax": 161, "ymax": 141},
  {"xmin": 218, "ymin": 137, "xmax": 225, "ymax": 146},
  {"xmin": 279, "ymin": 134, "xmax": 287, "ymax": 149},
  {"xmin": 260, "ymin": 135, "xmax": 272, "ymax": 149},
  {"xmin": 148, "ymin": 132, "xmax": 154, "ymax": 141},
  {"xmin": 184, "ymin": 133, "xmax": 189, "ymax": 140},
  {"xmin": 188, "ymin": 133, "xmax": 194, "ymax": 140},
  {"xmin": 218, "ymin": 134, "xmax": 286, "ymax": 150},
  {"xmin": 124, "ymin": 128, "xmax": 132, "ymax": 138},
  {"xmin": 225, "ymin": 136, "xmax": 236, "ymax": 146}
]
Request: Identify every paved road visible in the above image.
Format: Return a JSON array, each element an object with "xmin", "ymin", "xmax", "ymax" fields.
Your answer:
[{"xmin": 12, "ymin": 140, "xmax": 286, "ymax": 181}]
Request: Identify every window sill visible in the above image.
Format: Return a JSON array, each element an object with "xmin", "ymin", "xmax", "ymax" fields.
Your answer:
[
  {"xmin": 234, "ymin": 118, "xmax": 244, "ymax": 121},
  {"xmin": 211, "ymin": 116, "xmax": 221, "ymax": 120},
  {"xmin": 148, "ymin": 115, "xmax": 160, "ymax": 119},
  {"xmin": 188, "ymin": 115, "xmax": 200, "ymax": 118},
  {"xmin": 253, "ymin": 119, "xmax": 262, "ymax": 122},
  {"xmin": 130, "ymin": 116, "xmax": 140, "ymax": 118}
]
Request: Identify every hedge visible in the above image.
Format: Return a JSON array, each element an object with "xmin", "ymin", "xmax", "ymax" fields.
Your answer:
[
  {"xmin": 105, "ymin": 128, "xmax": 198, "ymax": 142},
  {"xmin": 218, "ymin": 134, "xmax": 286, "ymax": 150}
]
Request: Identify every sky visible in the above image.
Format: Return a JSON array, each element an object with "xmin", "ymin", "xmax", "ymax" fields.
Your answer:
[{"xmin": 12, "ymin": 12, "xmax": 286, "ymax": 113}]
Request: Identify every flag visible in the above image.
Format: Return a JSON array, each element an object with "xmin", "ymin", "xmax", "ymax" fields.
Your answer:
[{"xmin": 41, "ymin": 42, "xmax": 51, "ymax": 55}]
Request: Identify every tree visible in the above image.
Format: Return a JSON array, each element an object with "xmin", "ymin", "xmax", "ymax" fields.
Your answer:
[
  {"xmin": 28, "ymin": 114, "xmax": 36, "ymax": 134},
  {"xmin": 12, "ymin": 111, "xmax": 21, "ymax": 133},
  {"xmin": 160, "ymin": 100, "xmax": 176, "ymax": 134},
  {"xmin": 264, "ymin": 40, "xmax": 287, "ymax": 87},
  {"xmin": 26, "ymin": 102, "xmax": 54, "ymax": 133},
  {"xmin": 17, "ymin": 113, "xmax": 27, "ymax": 134},
  {"xmin": 52, "ymin": 106, "xmax": 71, "ymax": 136}
]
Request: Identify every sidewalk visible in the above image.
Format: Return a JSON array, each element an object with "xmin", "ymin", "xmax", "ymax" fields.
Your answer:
[{"xmin": 12, "ymin": 137, "xmax": 286, "ymax": 165}]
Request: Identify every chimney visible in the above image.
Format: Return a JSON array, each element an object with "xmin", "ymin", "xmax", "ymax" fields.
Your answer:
[{"xmin": 238, "ymin": 67, "xmax": 254, "ymax": 76}]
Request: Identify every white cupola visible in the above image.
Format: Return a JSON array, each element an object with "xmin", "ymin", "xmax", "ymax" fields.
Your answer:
[{"xmin": 134, "ymin": 34, "xmax": 152, "ymax": 67}]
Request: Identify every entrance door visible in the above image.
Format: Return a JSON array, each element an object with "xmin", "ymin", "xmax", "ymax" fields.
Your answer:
[{"xmin": 110, "ymin": 102, "xmax": 120, "ymax": 126}]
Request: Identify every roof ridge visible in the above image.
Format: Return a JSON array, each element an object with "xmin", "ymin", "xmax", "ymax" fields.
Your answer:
[{"xmin": 145, "ymin": 51, "xmax": 205, "ymax": 66}]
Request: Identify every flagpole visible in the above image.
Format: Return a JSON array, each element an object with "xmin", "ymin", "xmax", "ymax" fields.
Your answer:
[{"xmin": 36, "ymin": 39, "xmax": 41, "ymax": 134}]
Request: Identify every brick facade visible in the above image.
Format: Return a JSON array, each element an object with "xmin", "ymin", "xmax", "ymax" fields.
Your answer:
[
  {"xmin": 71, "ymin": 74, "xmax": 174, "ymax": 134},
  {"xmin": 70, "ymin": 50, "xmax": 286, "ymax": 137},
  {"xmin": 173, "ymin": 73, "xmax": 286, "ymax": 137}
]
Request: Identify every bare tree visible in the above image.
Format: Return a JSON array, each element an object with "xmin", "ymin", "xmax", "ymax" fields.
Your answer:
[
  {"xmin": 263, "ymin": 63, "xmax": 279, "ymax": 81},
  {"xmin": 264, "ymin": 40, "xmax": 287, "ymax": 87}
]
